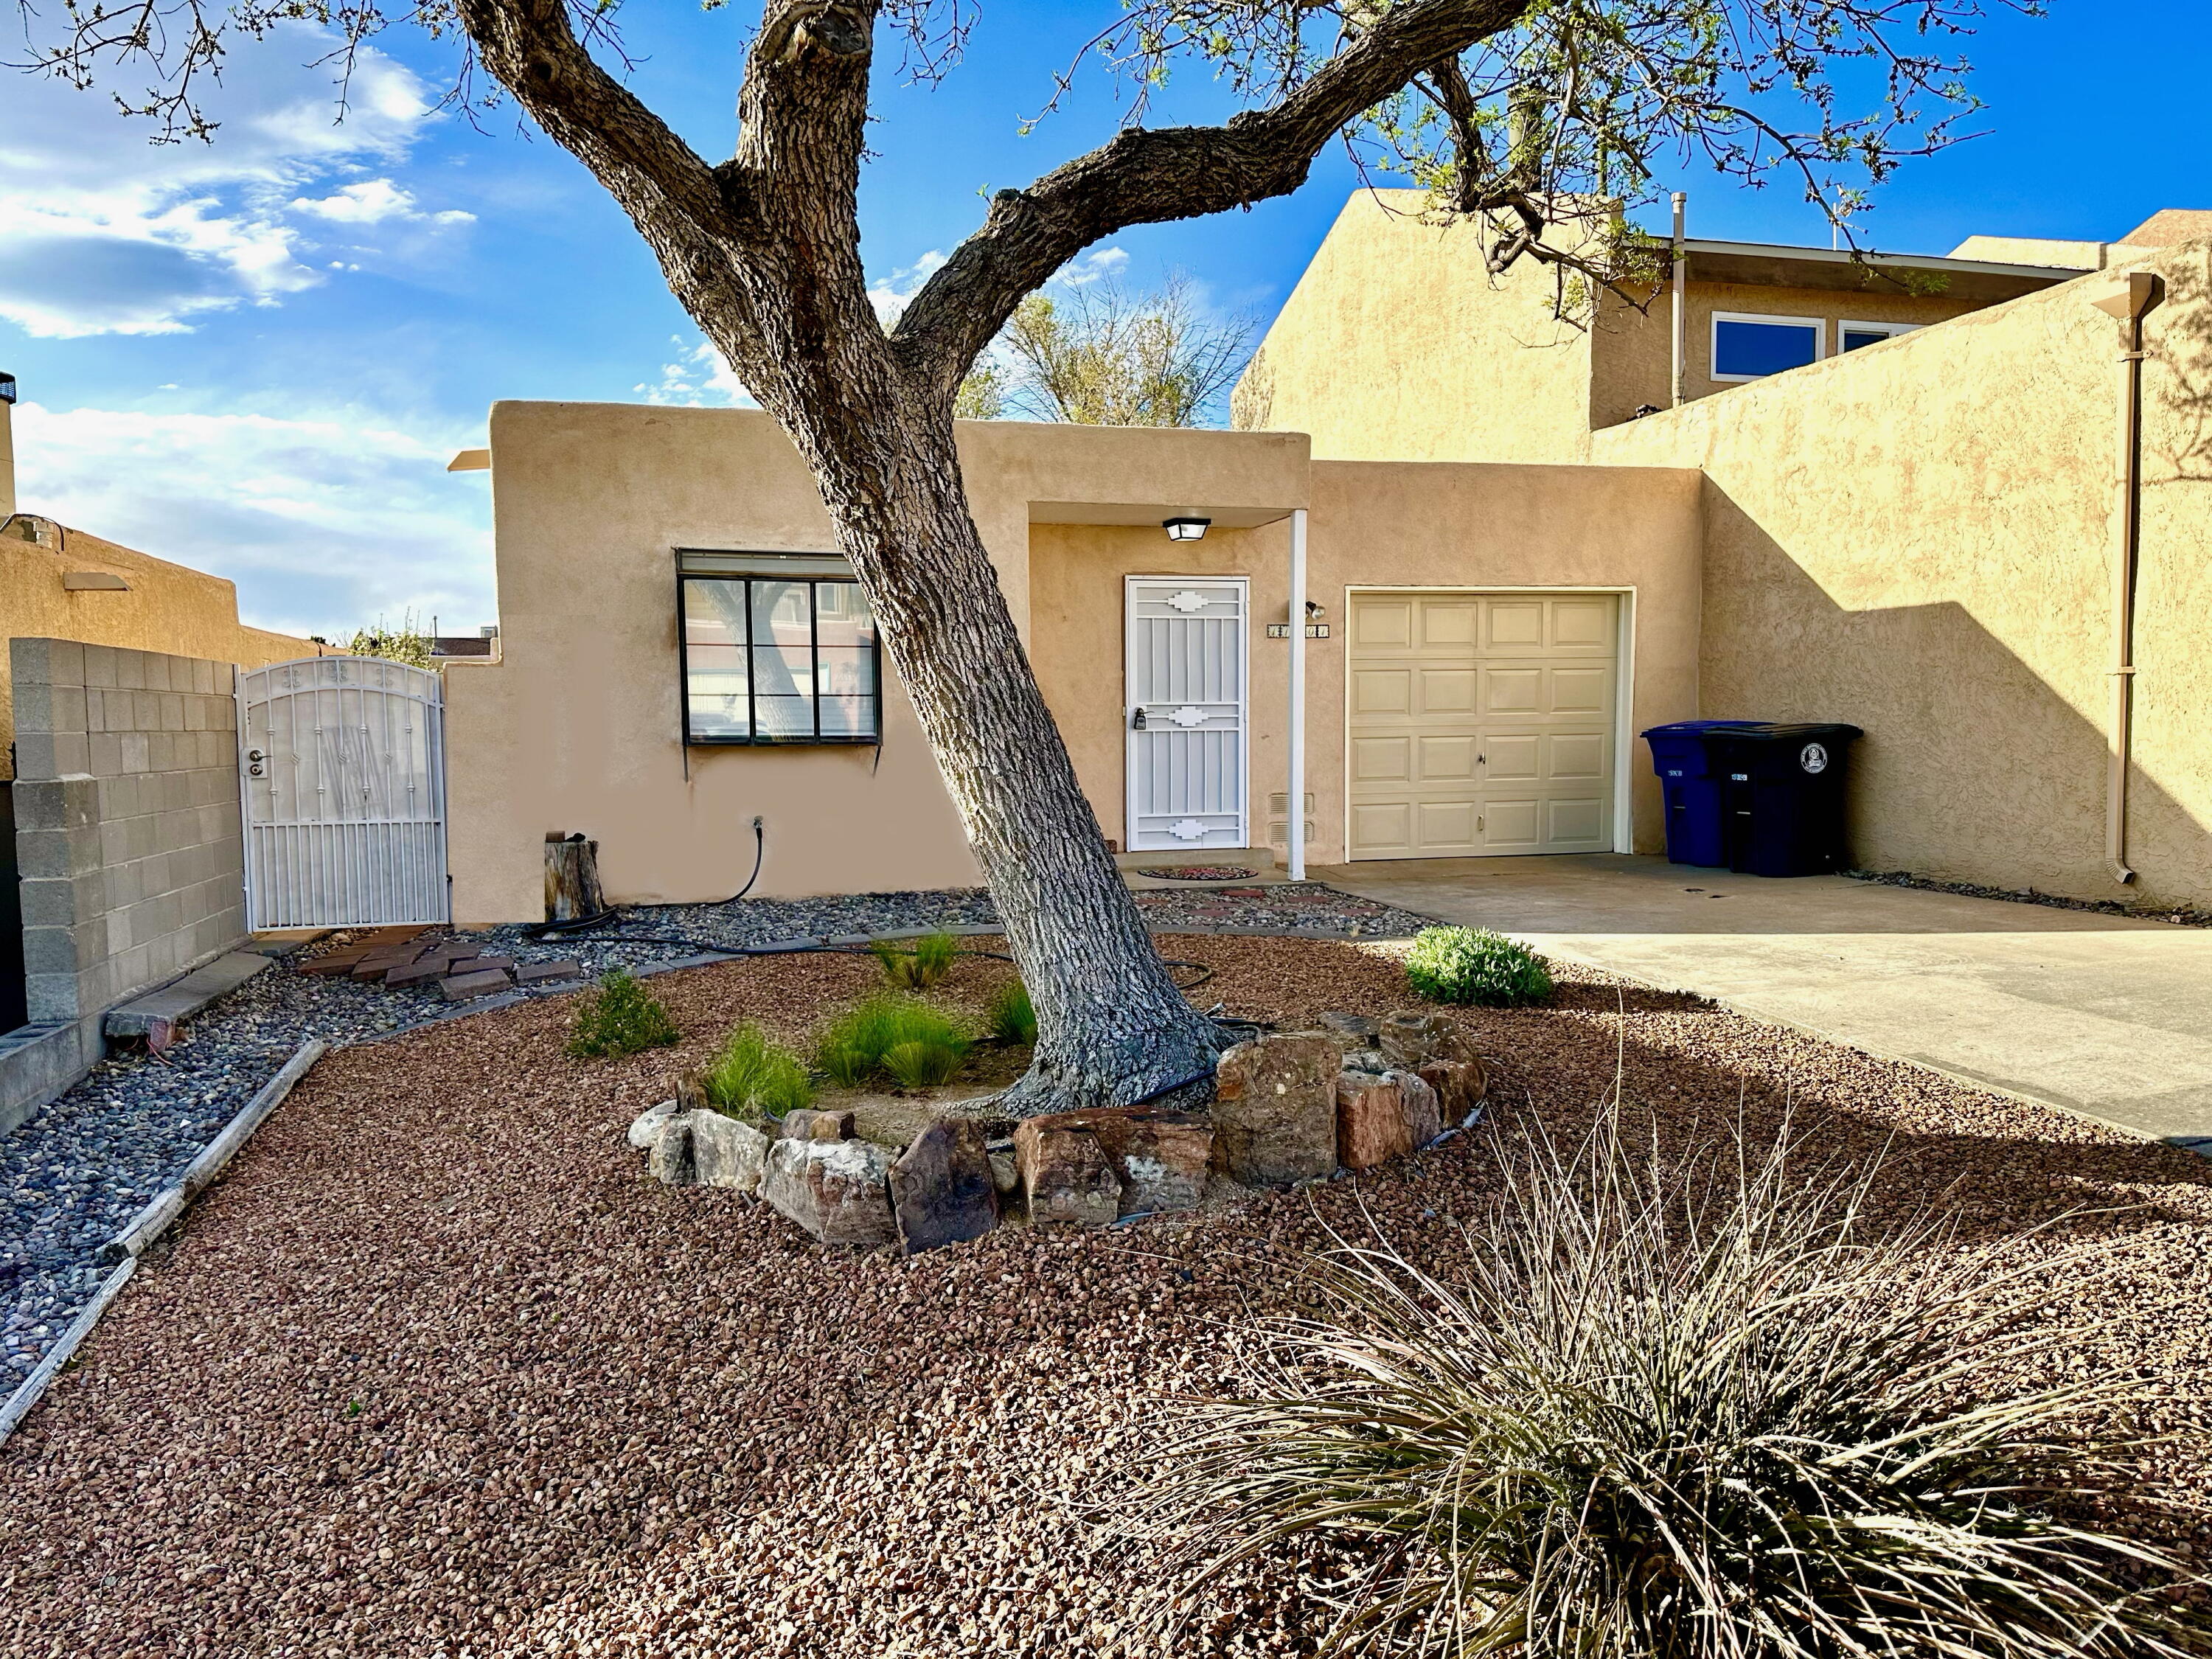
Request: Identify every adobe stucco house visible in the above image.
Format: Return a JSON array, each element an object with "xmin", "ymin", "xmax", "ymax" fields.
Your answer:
[{"xmin": 441, "ymin": 195, "xmax": 2212, "ymax": 920}]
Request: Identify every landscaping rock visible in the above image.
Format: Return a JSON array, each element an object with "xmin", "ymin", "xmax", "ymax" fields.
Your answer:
[
  {"xmin": 647, "ymin": 1116, "xmax": 696, "ymax": 1186},
  {"xmin": 810, "ymin": 1110, "xmax": 857, "ymax": 1144},
  {"xmin": 888, "ymin": 1121, "xmax": 998, "ymax": 1254},
  {"xmin": 688, "ymin": 1110, "xmax": 771, "ymax": 1194},
  {"xmin": 1316, "ymin": 1012, "xmax": 1380, "ymax": 1053},
  {"xmin": 1012, "ymin": 1120, "xmax": 1121, "ymax": 1229},
  {"xmin": 987, "ymin": 1149, "xmax": 1020, "ymax": 1197},
  {"xmin": 627, "ymin": 1101, "xmax": 679, "ymax": 1150},
  {"xmin": 1394, "ymin": 1068, "xmax": 1442, "ymax": 1148},
  {"xmin": 1379, "ymin": 1009, "xmax": 1458, "ymax": 1069},
  {"xmin": 1211, "ymin": 1033, "xmax": 1339, "ymax": 1186},
  {"xmin": 759, "ymin": 1138, "xmax": 898, "ymax": 1247},
  {"xmin": 1416, "ymin": 1056, "xmax": 1487, "ymax": 1127},
  {"xmin": 1335, "ymin": 1074, "xmax": 1412, "ymax": 1169},
  {"xmin": 1018, "ymin": 1106, "xmax": 1213, "ymax": 1216},
  {"xmin": 1340, "ymin": 1048, "xmax": 1392, "ymax": 1077}
]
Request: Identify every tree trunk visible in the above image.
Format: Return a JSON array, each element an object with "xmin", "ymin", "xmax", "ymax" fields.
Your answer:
[{"xmin": 762, "ymin": 393, "xmax": 1227, "ymax": 1116}]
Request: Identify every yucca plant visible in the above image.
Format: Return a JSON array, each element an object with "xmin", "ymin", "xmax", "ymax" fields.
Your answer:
[
  {"xmin": 984, "ymin": 978, "xmax": 1037, "ymax": 1046},
  {"xmin": 872, "ymin": 930, "xmax": 961, "ymax": 990},
  {"xmin": 1128, "ymin": 1113, "xmax": 2209, "ymax": 1659},
  {"xmin": 813, "ymin": 994, "xmax": 970, "ymax": 1088},
  {"xmin": 701, "ymin": 1021, "xmax": 812, "ymax": 1121}
]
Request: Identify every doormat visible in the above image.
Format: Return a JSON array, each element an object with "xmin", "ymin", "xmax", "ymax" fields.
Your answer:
[{"xmin": 1140, "ymin": 865, "xmax": 1262, "ymax": 883}]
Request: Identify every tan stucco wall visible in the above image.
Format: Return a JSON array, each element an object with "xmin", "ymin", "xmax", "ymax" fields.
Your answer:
[
  {"xmin": 1592, "ymin": 240, "xmax": 2212, "ymax": 908},
  {"xmin": 1231, "ymin": 190, "xmax": 1598, "ymax": 465},
  {"xmin": 1, "ymin": 526, "xmax": 315, "ymax": 780},
  {"xmin": 447, "ymin": 403, "xmax": 1703, "ymax": 918}
]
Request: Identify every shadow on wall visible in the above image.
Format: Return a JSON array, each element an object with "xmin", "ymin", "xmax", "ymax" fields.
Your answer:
[{"xmin": 1695, "ymin": 481, "xmax": 2211, "ymax": 910}]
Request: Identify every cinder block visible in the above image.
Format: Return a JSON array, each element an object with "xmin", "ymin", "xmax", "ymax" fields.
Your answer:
[
  {"xmin": 189, "ymin": 658, "xmax": 215, "ymax": 695},
  {"xmin": 17, "ymin": 875, "xmax": 91, "ymax": 930},
  {"xmin": 17, "ymin": 827, "xmax": 84, "ymax": 881},
  {"xmin": 87, "ymin": 732, "xmax": 122, "ymax": 776},
  {"xmin": 106, "ymin": 858, "xmax": 142, "ymax": 908},
  {"xmin": 12, "ymin": 778, "xmax": 92, "ymax": 833},
  {"xmin": 14, "ymin": 732, "xmax": 89, "ymax": 782},
  {"xmin": 148, "ymin": 732, "xmax": 178, "ymax": 772},
  {"xmin": 84, "ymin": 688, "xmax": 108, "ymax": 733},
  {"xmin": 159, "ymin": 692, "xmax": 186, "ymax": 731},
  {"xmin": 21, "ymin": 922, "xmax": 100, "ymax": 977},
  {"xmin": 114, "ymin": 648, "xmax": 146, "ymax": 692},
  {"xmin": 141, "ymin": 653, "xmax": 173, "ymax": 692},
  {"xmin": 83, "ymin": 644, "xmax": 118, "ymax": 689},
  {"xmin": 11, "ymin": 638, "xmax": 86, "ymax": 689},
  {"xmin": 26, "ymin": 972, "xmax": 90, "ymax": 1023},
  {"xmin": 14, "ymin": 680, "xmax": 89, "ymax": 736},
  {"xmin": 119, "ymin": 733, "xmax": 150, "ymax": 773},
  {"xmin": 184, "ymin": 695, "xmax": 207, "ymax": 732},
  {"xmin": 214, "ymin": 697, "xmax": 237, "ymax": 731},
  {"xmin": 140, "ymin": 853, "xmax": 175, "ymax": 902}
]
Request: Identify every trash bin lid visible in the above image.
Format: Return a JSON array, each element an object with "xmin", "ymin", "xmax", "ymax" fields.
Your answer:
[
  {"xmin": 1714, "ymin": 723, "xmax": 1863, "ymax": 744},
  {"xmin": 1639, "ymin": 720, "xmax": 1767, "ymax": 739}
]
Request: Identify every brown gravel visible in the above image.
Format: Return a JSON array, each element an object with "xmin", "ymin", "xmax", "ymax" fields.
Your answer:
[{"xmin": 3, "ymin": 936, "xmax": 2211, "ymax": 1658}]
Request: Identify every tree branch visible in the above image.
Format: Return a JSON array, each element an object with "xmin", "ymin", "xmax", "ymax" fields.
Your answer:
[{"xmin": 890, "ymin": 0, "xmax": 1535, "ymax": 397}]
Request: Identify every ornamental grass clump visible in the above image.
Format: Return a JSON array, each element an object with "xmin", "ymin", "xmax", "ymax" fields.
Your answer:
[
  {"xmin": 872, "ymin": 930, "xmax": 960, "ymax": 990},
  {"xmin": 1130, "ymin": 1115, "xmax": 2211, "ymax": 1659},
  {"xmin": 1404, "ymin": 924, "xmax": 1552, "ymax": 1006},
  {"xmin": 565, "ymin": 969, "xmax": 679, "ymax": 1058},
  {"xmin": 984, "ymin": 978, "xmax": 1037, "ymax": 1046},
  {"xmin": 702, "ymin": 1021, "xmax": 812, "ymax": 1122},
  {"xmin": 813, "ymin": 995, "xmax": 970, "ymax": 1088}
]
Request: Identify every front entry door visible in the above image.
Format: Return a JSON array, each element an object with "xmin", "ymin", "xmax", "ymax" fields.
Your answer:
[
  {"xmin": 1125, "ymin": 576, "xmax": 1248, "ymax": 851},
  {"xmin": 1347, "ymin": 591, "xmax": 1619, "ymax": 860}
]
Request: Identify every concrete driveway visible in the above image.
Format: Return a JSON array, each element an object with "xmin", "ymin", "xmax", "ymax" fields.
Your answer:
[{"xmin": 1316, "ymin": 854, "xmax": 2212, "ymax": 1150}]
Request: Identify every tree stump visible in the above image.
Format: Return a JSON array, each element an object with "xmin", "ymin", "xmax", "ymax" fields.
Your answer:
[{"xmin": 543, "ymin": 833, "xmax": 605, "ymax": 922}]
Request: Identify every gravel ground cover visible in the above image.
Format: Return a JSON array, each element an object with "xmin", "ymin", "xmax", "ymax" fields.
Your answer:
[
  {"xmin": 1848, "ymin": 867, "xmax": 2212, "ymax": 928},
  {"xmin": 1, "ymin": 937, "xmax": 2208, "ymax": 1658},
  {"xmin": 0, "ymin": 885, "xmax": 1433, "ymax": 1393}
]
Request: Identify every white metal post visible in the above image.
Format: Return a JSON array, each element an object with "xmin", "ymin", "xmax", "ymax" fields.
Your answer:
[
  {"xmin": 1287, "ymin": 508, "xmax": 1308, "ymax": 880},
  {"xmin": 1670, "ymin": 192, "xmax": 1688, "ymax": 408}
]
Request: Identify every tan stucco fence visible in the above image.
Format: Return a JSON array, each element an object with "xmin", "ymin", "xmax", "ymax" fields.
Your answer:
[{"xmin": 446, "ymin": 230, "xmax": 2212, "ymax": 922}]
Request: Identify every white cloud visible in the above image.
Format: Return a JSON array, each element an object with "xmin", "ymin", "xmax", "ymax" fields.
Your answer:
[
  {"xmin": 7, "ymin": 400, "xmax": 494, "ymax": 637},
  {"xmin": 636, "ymin": 336, "xmax": 755, "ymax": 408},
  {"xmin": 1058, "ymin": 246, "xmax": 1130, "ymax": 287},
  {"xmin": 0, "ymin": 27, "xmax": 470, "ymax": 337},
  {"xmin": 867, "ymin": 250, "xmax": 948, "ymax": 324}
]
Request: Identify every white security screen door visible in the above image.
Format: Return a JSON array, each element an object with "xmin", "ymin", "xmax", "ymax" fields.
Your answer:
[
  {"xmin": 1125, "ymin": 576, "xmax": 1248, "ymax": 851},
  {"xmin": 238, "ymin": 656, "xmax": 449, "ymax": 929}
]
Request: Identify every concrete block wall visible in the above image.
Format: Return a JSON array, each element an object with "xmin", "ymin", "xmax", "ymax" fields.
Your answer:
[{"xmin": 10, "ymin": 637, "xmax": 247, "ymax": 1025}]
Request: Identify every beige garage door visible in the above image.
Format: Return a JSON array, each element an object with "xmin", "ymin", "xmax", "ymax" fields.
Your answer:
[{"xmin": 1347, "ymin": 592, "xmax": 1619, "ymax": 860}]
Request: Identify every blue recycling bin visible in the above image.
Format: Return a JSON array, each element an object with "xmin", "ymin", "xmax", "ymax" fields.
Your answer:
[{"xmin": 1642, "ymin": 721, "xmax": 1765, "ymax": 866}]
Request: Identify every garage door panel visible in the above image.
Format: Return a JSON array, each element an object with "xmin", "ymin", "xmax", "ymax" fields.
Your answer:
[
  {"xmin": 1420, "ymin": 669, "xmax": 1477, "ymax": 713},
  {"xmin": 1349, "ymin": 592, "xmax": 1618, "ymax": 860},
  {"xmin": 1550, "ymin": 731, "xmax": 1607, "ymax": 780},
  {"xmin": 1353, "ymin": 601, "xmax": 1411, "ymax": 647},
  {"xmin": 1352, "ymin": 736, "xmax": 1411, "ymax": 783},
  {"xmin": 1352, "ymin": 669, "xmax": 1412, "ymax": 715}
]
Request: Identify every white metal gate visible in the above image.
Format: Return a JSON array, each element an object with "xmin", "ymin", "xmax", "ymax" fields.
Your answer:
[
  {"xmin": 237, "ymin": 657, "xmax": 449, "ymax": 930},
  {"xmin": 1124, "ymin": 575, "xmax": 1248, "ymax": 850}
]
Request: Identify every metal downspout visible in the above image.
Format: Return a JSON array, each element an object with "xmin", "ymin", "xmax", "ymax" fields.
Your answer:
[
  {"xmin": 1287, "ymin": 508, "xmax": 1307, "ymax": 882},
  {"xmin": 2093, "ymin": 271, "xmax": 2164, "ymax": 884},
  {"xmin": 1669, "ymin": 193, "xmax": 1688, "ymax": 408}
]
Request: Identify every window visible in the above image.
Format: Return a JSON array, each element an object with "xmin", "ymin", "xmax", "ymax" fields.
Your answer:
[
  {"xmin": 1840, "ymin": 319, "xmax": 1921, "ymax": 353},
  {"xmin": 679, "ymin": 558, "xmax": 880, "ymax": 745},
  {"xmin": 1710, "ymin": 312, "xmax": 1825, "ymax": 382}
]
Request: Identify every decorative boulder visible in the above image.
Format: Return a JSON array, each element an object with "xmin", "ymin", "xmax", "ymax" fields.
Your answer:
[
  {"xmin": 689, "ymin": 1110, "xmax": 772, "ymax": 1194},
  {"xmin": 647, "ymin": 1115, "xmax": 696, "ymax": 1185},
  {"xmin": 1315, "ymin": 1012, "xmax": 1381, "ymax": 1054},
  {"xmin": 888, "ymin": 1121, "xmax": 999, "ymax": 1255},
  {"xmin": 1416, "ymin": 1057, "xmax": 1488, "ymax": 1127},
  {"xmin": 1335, "ymin": 1074, "xmax": 1413, "ymax": 1169},
  {"xmin": 1379, "ymin": 1010, "xmax": 1460, "ymax": 1070},
  {"xmin": 1394, "ymin": 1068, "xmax": 1442, "ymax": 1149},
  {"xmin": 1212, "ymin": 1033, "xmax": 1340, "ymax": 1186},
  {"xmin": 627, "ymin": 1100, "xmax": 679, "ymax": 1150},
  {"xmin": 987, "ymin": 1148, "xmax": 1020, "ymax": 1198},
  {"xmin": 776, "ymin": 1108, "xmax": 853, "ymax": 1143},
  {"xmin": 760, "ymin": 1138, "xmax": 898, "ymax": 1246},
  {"xmin": 1020, "ymin": 1105, "xmax": 1213, "ymax": 1217},
  {"xmin": 1012, "ymin": 1119, "xmax": 1121, "ymax": 1229}
]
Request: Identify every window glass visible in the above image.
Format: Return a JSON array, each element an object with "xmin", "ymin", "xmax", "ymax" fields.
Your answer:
[
  {"xmin": 1713, "ymin": 317, "xmax": 1820, "ymax": 380},
  {"xmin": 1841, "ymin": 322, "xmax": 1916, "ymax": 353},
  {"xmin": 681, "ymin": 580, "xmax": 751, "ymax": 740},
  {"xmin": 683, "ymin": 574, "xmax": 880, "ymax": 743}
]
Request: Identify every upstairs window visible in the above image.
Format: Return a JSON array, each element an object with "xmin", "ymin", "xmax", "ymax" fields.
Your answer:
[
  {"xmin": 1840, "ymin": 319, "xmax": 1921, "ymax": 353},
  {"xmin": 678, "ymin": 551, "xmax": 880, "ymax": 745},
  {"xmin": 1711, "ymin": 312, "xmax": 1825, "ymax": 382}
]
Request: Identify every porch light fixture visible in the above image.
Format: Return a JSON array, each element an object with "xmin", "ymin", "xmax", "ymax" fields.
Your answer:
[{"xmin": 1163, "ymin": 516, "xmax": 1211, "ymax": 542}]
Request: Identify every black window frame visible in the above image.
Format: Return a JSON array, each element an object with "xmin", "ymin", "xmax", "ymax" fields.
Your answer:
[{"xmin": 678, "ymin": 566, "xmax": 883, "ymax": 748}]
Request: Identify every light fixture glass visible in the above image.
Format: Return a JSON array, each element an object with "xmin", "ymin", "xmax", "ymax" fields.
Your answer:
[{"xmin": 1162, "ymin": 516, "xmax": 1211, "ymax": 542}]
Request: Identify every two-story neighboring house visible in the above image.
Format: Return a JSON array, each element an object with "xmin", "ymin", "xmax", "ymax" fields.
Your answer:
[{"xmin": 1230, "ymin": 190, "xmax": 2174, "ymax": 465}]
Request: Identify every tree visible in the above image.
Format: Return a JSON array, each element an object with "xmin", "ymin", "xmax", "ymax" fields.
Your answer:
[
  {"xmin": 998, "ymin": 274, "xmax": 1252, "ymax": 426},
  {"xmin": 21, "ymin": 0, "xmax": 2018, "ymax": 1116},
  {"xmin": 345, "ymin": 611, "xmax": 436, "ymax": 669}
]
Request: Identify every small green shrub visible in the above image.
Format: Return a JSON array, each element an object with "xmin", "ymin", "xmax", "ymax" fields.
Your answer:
[
  {"xmin": 872, "ymin": 930, "xmax": 960, "ymax": 990},
  {"xmin": 1404, "ymin": 925, "xmax": 1553, "ymax": 1006},
  {"xmin": 702, "ymin": 1022, "xmax": 813, "ymax": 1121},
  {"xmin": 984, "ymin": 978, "xmax": 1037, "ymax": 1046},
  {"xmin": 566, "ymin": 969, "xmax": 680, "ymax": 1058},
  {"xmin": 813, "ymin": 995, "xmax": 970, "ymax": 1087},
  {"xmin": 881, "ymin": 1037, "xmax": 963, "ymax": 1089}
]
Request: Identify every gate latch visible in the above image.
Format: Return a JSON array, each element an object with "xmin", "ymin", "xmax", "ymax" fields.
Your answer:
[{"xmin": 247, "ymin": 748, "xmax": 265, "ymax": 777}]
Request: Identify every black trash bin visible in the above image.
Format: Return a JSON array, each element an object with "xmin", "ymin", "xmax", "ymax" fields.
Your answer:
[
  {"xmin": 1641, "ymin": 720, "xmax": 1765, "ymax": 867},
  {"xmin": 1708, "ymin": 723, "xmax": 1863, "ymax": 877}
]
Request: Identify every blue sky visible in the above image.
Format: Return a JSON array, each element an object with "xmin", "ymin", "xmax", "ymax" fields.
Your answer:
[{"xmin": 2, "ymin": 1, "xmax": 2205, "ymax": 639}]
